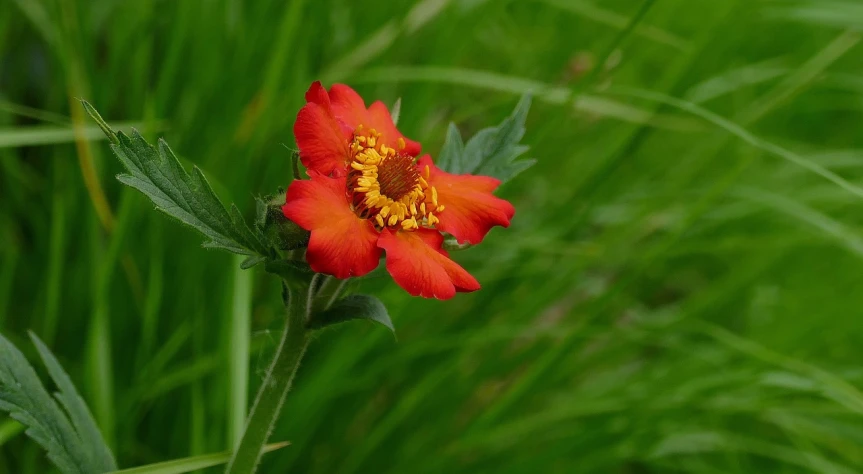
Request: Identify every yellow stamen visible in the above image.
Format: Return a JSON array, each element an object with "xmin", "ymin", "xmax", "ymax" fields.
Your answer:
[{"xmin": 347, "ymin": 125, "xmax": 442, "ymax": 231}]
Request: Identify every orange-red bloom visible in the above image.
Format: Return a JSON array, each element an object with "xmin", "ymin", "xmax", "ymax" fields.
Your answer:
[{"xmin": 283, "ymin": 82, "xmax": 515, "ymax": 299}]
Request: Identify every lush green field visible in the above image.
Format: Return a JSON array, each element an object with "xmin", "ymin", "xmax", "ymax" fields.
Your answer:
[{"xmin": 3, "ymin": 0, "xmax": 863, "ymax": 472}]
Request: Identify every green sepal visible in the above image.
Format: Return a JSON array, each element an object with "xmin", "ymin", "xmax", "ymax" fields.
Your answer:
[
  {"xmin": 264, "ymin": 259, "xmax": 315, "ymax": 290},
  {"xmin": 443, "ymin": 234, "xmax": 472, "ymax": 251},
  {"xmin": 390, "ymin": 98, "xmax": 402, "ymax": 125},
  {"xmin": 254, "ymin": 192, "xmax": 310, "ymax": 252},
  {"xmin": 308, "ymin": 295, "xmax": 395, "ymax": 335},
  {"xmin": 437, "ymin": 94, "xmax": 535, "ymax": 184}
]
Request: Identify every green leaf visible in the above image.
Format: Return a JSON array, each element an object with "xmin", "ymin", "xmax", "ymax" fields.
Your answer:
[
  {"xmin": 309, "ymin": 295, "xmax": 395, "ymax": 334},
  {"xmin": 29, "ymin": 332, "xmax": 117, "ymax": 472},
  {"xmin": 437, "ymin": 94, "xmax": 535, "ymax": 183},
  {"xmin": 0, "ymin": 332, "xmax": 112, "ymax": 474},
  {"xmin": 110, "ymin": 441, "xmax": 289, "ymax": 474},
  {"xmin": 82, "ymin": 101, "xmax": 269, "ymax": 257},
  {"xmin": 436, "ymin": 123, "xmax": 465, "ymax": 175},
  {"xmin": 240, "ymin": 255, "xmax": 268, "ymax": 270}
]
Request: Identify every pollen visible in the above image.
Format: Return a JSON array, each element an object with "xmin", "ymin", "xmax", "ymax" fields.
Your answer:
[{"xmin": 347, "ymin": 127, "xmax": 443, "ymax": 232}]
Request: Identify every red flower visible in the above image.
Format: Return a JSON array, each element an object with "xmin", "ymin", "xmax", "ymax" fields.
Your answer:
[{"xmin": 283, "ymin": 82, "xmax": 515, "ymax": 299}]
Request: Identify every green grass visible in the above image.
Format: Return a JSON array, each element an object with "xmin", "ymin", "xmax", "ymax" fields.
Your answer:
[{"xmin": 3, "ymin": 0, "xmax": 863, "ymax": 472}]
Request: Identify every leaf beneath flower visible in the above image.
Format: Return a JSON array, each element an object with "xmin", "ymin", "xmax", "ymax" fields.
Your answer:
[
  {"xmin": 309, "ymin": 295, "xmax": 395, "ymax": 334},
  {"xmin": 82, "ymin": 101, "xmax": 269, "ymax": 257},
  {"xmin": 437, "ymin": 94, "xmax": 535, "ymax": 183}
]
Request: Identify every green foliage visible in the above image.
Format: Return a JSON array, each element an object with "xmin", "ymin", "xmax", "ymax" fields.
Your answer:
[
  {"xmin": 0, "ymin": 332, "xmax": 115, "ymax": 473},
  {"xmin": 110, "ymin": 442, "xmax": 288, "ymax": 474},
  {"xmin": 5, "ymin": 0, "xmax": 863, "ymax": 473},
  {"xmin": 436, "ymin": 94, "xmax": 535, "ymax": 183},
  {"xmin": 309, "ymin": 295, "xmax": 394, "ymax": 334},
  {"xmin": 253, "ymin": 193, "xmax": 309, "ymax": 253},
  {"xmin": 82, "ymin": 101, "xmax": 270, "ymax": 257}
]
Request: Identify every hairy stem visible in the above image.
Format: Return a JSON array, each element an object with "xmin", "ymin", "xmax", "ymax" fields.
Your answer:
[{"xmin": 226, "ymin": 285, "xmax": 310, "ymax": 474}]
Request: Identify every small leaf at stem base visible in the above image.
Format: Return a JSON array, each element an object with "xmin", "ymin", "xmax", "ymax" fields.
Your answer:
[{"xmin": 309, "ymin": 294, "xmax": 395, "ymax": 334}]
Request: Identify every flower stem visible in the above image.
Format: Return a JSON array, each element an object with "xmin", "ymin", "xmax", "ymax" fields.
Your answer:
[{"xmin": 226, "ymin": 285, "xmax": 310, "ymax": 474}]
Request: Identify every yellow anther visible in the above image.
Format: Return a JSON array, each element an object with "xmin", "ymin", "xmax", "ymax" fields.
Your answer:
[
  {"xmin": 348, "ymin": 125, "xmax": 435, "ymax": 233},
  {"xmin": 436, "ymin": 204, "xmax": 445, "ymax": 212}
]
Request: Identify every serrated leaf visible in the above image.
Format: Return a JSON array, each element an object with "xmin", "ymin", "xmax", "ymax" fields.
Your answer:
[
  {"xmin": 0, "ymin": 332, "xmax": 106, "ymax": 474},
  {"xmin": 436, "ymin": 123, "xmax": 465, "ymax": 174},
  {"xmin": 110, "ymin": 441, "xmax": 289, "ymax": 474},
  {"xmin": 240, "ymin": 255, "xmax": 268, "ymax": 270},
  {"xmin": 309, "ymin": 295, "xmax": 395, "ymax": 334},
  {"xmin": 82, "ymin": 101, "xmax": 269, "ymax": 257},
  {"xmin": 29, "ymin": 332, "xmax": 117, "ymax": 473},
  {"xmin": 438, "ymin": 94, "xmax": 535, "ymax": 183}
]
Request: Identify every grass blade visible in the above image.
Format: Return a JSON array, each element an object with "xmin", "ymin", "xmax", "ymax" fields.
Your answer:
[{"xmin": 111, "ymin": 442, "xmax": 289, "ymax": 474}]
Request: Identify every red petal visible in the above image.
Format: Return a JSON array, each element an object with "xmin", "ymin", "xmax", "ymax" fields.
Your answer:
[
  {"xmin": 368, "ymin": 101, "xmax": 422, "ymax": 156},
  {"xmin": 329, "ymin": 84, "xmax": 370, "ymax": 136},
  {"xmin": 418, "ymin": 156, "xmax": 515, "ymax": 245},
  {"xmin": 294, "ymin": 83, "xmax": 351, "ymax": 177},
  {"xmin": 377, "ymin": 229, "xmax": 480, "ymax": 299},
  {"xmin": 282, "ymin": 174, "xmax": 381, "ymax": 278},
  {"xmin": 304, "ymin": 81, "xmax": 330, "ymax": 106}
]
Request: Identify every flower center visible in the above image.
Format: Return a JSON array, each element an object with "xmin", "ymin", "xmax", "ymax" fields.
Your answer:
[{"xmin": 347, "ymin": 127, "xmax": 444, "ymax": 231}]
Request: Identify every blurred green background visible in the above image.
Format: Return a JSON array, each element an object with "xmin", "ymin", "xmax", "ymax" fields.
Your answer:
[{"xmin": 3, "ymin": 0, "xmax": 863, "ymax": 472}]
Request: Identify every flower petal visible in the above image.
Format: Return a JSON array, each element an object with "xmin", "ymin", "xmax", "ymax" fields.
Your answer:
[
  {"xmin": 282, "ymin": 173, "xmax": 381, "ymax": 278},
  {"xmin": 368, "ymin": 101, "xmax": 422, "ymax": 156},
  {"xmin": 419, "ymin": 156, "xmax": 515, "ymax": 245},
  {"xmin": 329, "ymin": 84, "xmax": 370, "ymax": 136},
  {"xmin": 294, "ymin": 82, "xmax": 351, "ymax": 176},
  {"xmin": 377, "ymin": 229, "xmax": 480, "ymax": 299}
]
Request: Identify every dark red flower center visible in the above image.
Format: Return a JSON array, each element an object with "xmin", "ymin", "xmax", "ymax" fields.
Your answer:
[{"xmin": 346, "ymin": 128, "xmax": 444, "ymax": 231}]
